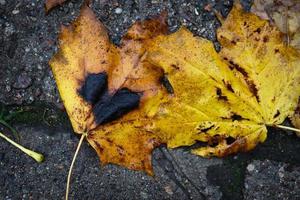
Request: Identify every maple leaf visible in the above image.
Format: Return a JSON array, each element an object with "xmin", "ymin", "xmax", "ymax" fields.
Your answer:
[
  {"xmin": 146, "ymin": 4, "xmax": 300, "ymax": 157},
  {"xmin": 45, "ymin": 0, "xmax": 68, "ymax": 12},
  {"xmin": 50, "ymin": 2, "xmax": 168, "ymax": 174},
  {"xmin": 251, "ymin": 0, "xmax": 300, "ymax": 130},
  {"xmin": 219, "ymin": 3, "xmax": 300, "ymax": 135}
]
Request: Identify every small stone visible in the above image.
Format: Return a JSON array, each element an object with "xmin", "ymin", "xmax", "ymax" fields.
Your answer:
[
  {"xmin": 195, "ymin": 8, "xmax": 199, "ymax": 15},
  {"xmin": 278, "ymin": 166, "xmax": 285, "ymax": 179},
  {"xmin": 12, "ymin": 10, "xmax": 19, "ymax": 14},
  {"xmin": 247, "ymin": 164, "xmax": 255, "ymax": 172},
  {"xmin": 164, "ymin": 185, "xmax": 173, "ymax": 195},
  {"xmin": 115, "ymin": 7, "xmax": 122, "ymax": 14},
  {"xmin": 13, "ymin": 73, "xmax": 32, "ymax": 89},
  {"xmin": 37, "ymin": 64, "xmax": 43, "ymax": 70},
  {"xmin": 5, "ymin": 85, "xmax": 11, "ymax": 92},
  {"xmin": 28, "ymin": 96, "xmax": 34, "ymax": 102},
  {"xmin": 25, "ymin": 47, "xmax": 30, "ymax": 52}
]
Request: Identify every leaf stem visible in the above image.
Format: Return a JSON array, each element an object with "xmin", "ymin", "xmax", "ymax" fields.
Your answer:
[
  {"xmin": 66, "ymin": 133, "xmax": 86, "ymax": 200},
  {"xmin": 274, "ymin": 124, "xmax": 300, "ymax": 133},
  {"xmin": 0, "ymin": 131, "xmax": 44, "ymax": 162}
]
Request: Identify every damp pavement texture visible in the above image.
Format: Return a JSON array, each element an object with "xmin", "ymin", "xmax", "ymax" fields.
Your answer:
[{"xmin": 0, "ymin": 0, "xmax": 300, "ymax": 200}]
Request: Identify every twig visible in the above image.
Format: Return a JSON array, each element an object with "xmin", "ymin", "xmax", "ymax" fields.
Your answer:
[{"xmin": 0, "ymin": 131, "xmax": 44, "ymax": 162}]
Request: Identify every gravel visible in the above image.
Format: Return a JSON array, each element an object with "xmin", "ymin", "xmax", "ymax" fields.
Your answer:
[
  {"xmin": 2, "ymin": 0, "xmax": 300, "ymax": 200},
  {"xmin": 244, "ymin": 160, "xmax": 300, "ymax": 200}
]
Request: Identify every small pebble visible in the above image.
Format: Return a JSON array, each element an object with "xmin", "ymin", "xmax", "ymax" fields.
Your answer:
[
  {"xmin": 247, "ymin": 164, "xmax": 255, "ymax": 172},
  {"xmin": 5, "ymin": 85, "xmax": 11, "ymax": 92},
  {"xmin": 115, "ymin": 7, "xmax": 122, "ymax": 14},
  {"xmin": 164, "ymin": 185, "xmax": 173, "ymax": 195},
  {"xmin": 195, "ymin": 8, "xmax": 199, "ymax": 15},
  {"xmin": 12, "ymin": 10, "xmax": 19, "ymax": 14}
]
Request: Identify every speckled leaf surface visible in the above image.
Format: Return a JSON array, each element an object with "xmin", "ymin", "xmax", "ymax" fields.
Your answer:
[
  {"xmin": 146, "ymin": 4, "xmax": 300, "ymax": 157},
  {"xmin": 50, "ymin": 2, "xmax": 168, "ymax": 174}
]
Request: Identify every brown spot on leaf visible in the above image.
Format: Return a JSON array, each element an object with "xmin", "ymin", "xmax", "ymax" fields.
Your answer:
[
  {"xmin": 94, "ymin": 141, "xmax": 104, "ymax": 153},
  {"xmin": 273, "ymin": 110, "xmax": 280, "ymax": 118},
  {"xmin": 225, "ymin": 136, "xmax": 236, "ymax": 145},
  {"xmin": 246, "ymin": 79, "xmax": 260, "ymax": 102},
  {"xmin": 199, "ymin": 125, "xmax": 215, "ymax": 133},
  {"xmin": 216, "ymin": 87, "xmax": 228, "ymax": 101},
  {"xmin": 229, "ymin": 60, "xmax": 248, "ymax": 77},
  {"xmin": 160, "ymin": 75, "xmax": 174, "ymax": 94},
  {"xmin": 171, "ymin": 64, "xmax": 180, "ymax": 70},
  {"xmin": 254, "ymin": 27, "xmax": 261, "ymax": 34},
  {"xmin": 226, "ymin": 83, "xmax": 234, "ymax": 93},
  {"xmin": 263, "ymin": 36, "xmax": 269, "ymax": 43},
  {"xmin": 230, "ymin": 113, "xmax": 243, "ymax": 121}
]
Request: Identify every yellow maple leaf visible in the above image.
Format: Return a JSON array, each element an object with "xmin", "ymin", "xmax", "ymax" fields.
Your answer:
[
  {"xmin": 45, "ymin": 0, "xmax": 68, "ymax": 13},
  {"xmin": 250, "ymin": 1, "xmax": 300, "ymax": 131},
  {"xmin": 146, "ymin": 4, "xmax": 300, "ymax": 157},
  {"xmin": 50, "ymin": 2, "xmax": 168, "ymax": 174}
]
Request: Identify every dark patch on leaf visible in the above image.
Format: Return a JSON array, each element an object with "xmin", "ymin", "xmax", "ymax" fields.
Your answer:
[
  {"xmin": 208, "ymin": 134, "xmax": 223, "ymax": 147},
  {"xmin": 274, "ymin": 48, "xmax": 279, "ymax": 53},
  {"xmin": 116, "ymin": 145, "xmax": 125, "ymax": 156},
  {"xmin": 93, "ymin": 88, "xmax": 140, "ymax": 125},
  {"xmin": 226, "ymin": 83, "xmax": 234, "ymax": 93},
  {"xmin": 231, "ymin": 113, "xmax": 243, "ymax": 121},
  {"xmin": 273, "ymin": 110, "xmax": 280, "ymax": 118},
  {"xmin": 94, "ymin": 141, "xmax": 104, "ymax": 153},
  {"xmin": 216, "ymin": 87, "xmax": 228, "ymax": 101},
  {"xmin": 79, "ymin": 72, "xmax": 107, "ymax": 105},
  {"xmin": 200, "ymin": 125, "xmax": 215, "ymax": 133},
  {"xmin": 227, "ymin": 61, "xmax": 260, "ymax": 102},
  {"xmin": 225, "ymin": 136, "xmax": 236, "ymax": 145},
  {"xmin": 229, "ymin": 60, "xmax": 248, "ymax": 77},
  {"xmin": 160, "ymin": 75, "xmax": 174, "ymax": 94},
  {"xmin": 106, "ymin": 138, "xmax": 113, "ymax": 144},
  {"xmin": 246, "ymin": 79, "xmax": 259, "ymax": 102},
  {"xmin": 254, "ymin": 27, "xmax": 261, "ymax": 34},
  {"xmin": 78, "ymin": 72, "xmax": 141, "ymax": 126},
  {"xmin": 171, "ymin": 63, "xmax": 180, "ymax": 70},
  {"xmin": 263, "ymin": 36, "xmax": 269, "ymax": 43}
]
